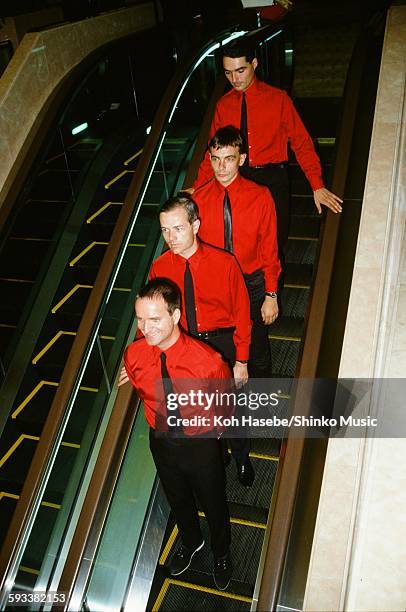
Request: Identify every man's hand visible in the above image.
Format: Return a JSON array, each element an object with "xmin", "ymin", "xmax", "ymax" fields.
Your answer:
[
  {"xmin": 261, "ymin": 296, "xmax": 279, "ymax": 325},
  {"xmin": 181, "ymin": 187, "xmax": 195, "ymax": 195},
  {"xmin": 313, "ymin": 188, "xmax": 343, "ymax": 214},
  {"xmin": 233, "ymin": 362, "xmax": 248, "ymax": 388},
  {"xmin": 118, "ymin": 365, "xmax": 129, "ymax": 387}
]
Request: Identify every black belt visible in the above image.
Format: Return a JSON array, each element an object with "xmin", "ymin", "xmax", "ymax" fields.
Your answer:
[
  {"xmin": 250, "ymin": 162, "xmax": 287, "ymax": 170},
  {"xmin": 197, "ymin": 326, "xmax": 235, "ymax": 340}
]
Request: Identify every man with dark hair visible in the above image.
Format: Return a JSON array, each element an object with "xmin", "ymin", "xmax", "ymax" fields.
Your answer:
[
  {"xmin": 193, "ymin": 125, "xmax": 281, "ymax": 379},
  {"xmin": 191, "ymin": 39, "xmax": 342, "ymax": 269},
  {"xmin": 150, "ymin": 194, "xmax": 254, "ymax": 486},
  {"xmin": 121, "ymin": 278, "xmax": 233, "ymax": 590}
]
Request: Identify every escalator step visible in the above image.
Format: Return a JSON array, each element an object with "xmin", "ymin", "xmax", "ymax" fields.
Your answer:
[
  {"xmin": 280, "ymin": 286, "xmax": 310, "ymax": 319},
  {"xmin": 0, "ymin": 279, "xmax": 33, "ymax": 325},
  {"xmin": 289, "ymin": 216, "xmax": 320, "ymax": 240},
  {"xmin": 0, "ymin": 241, "xmax": 53, "ymax": 279},
  {"xmin": 291, "ymin": 194, "xmax": 322, "ymax": 217},
  {"xmin": 284, "ymin": 263, "xmax": 313, "ymax": 287},
  {"xmin": 271, "ymin": 339, "xmax": 301, "ymax": 377},
  {"xmin": 269, "ymin": 316, "xmax": 304, "ymax": 341},
  {"xmin": 155, "ymin": 578, "xmax": 251, "ymax": 612},
  {"xmin": 289, "ymin": 164, "xmax": 313, "ymax": 196},
  {"xmin": 9, "ymin": 200, "xmax": 68, "ymax": 239},
  {"xmin": 286, "ymin": 240, "xmax": 318, "ymax": 266},
  {"xmin": 29, "ymin": 170, "xmax": 74, "ymax": 201},
  {"xmin": 225, "ymin": 456, "xmax": 277, "ymax": 511}
]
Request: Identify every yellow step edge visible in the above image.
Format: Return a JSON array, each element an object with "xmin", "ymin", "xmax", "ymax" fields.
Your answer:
[
  {"xmin": 52, "ymin": 284, "xmax": 92, "ymax": 313},
  {"xmin": 70, "ymin": 241, "xmax": 145, "ymax": 267},
  {"xmin": 13, "ymin": 381, "xmax": 97, "ymax": 419},
  {"xmin": 0, "ymin": 493, "xmax": 61, "ymax": 510},
  {"xmin": 19, "ymin": 566, "xmax": 40, "ymax": 576},
  {"xmin": 154, "ymin": 578, "xmax": 251, "ymax": 611},
  {"xmin": 0, "ymin": 435, "xmax": 80, "ymax": 470},
  {"xmin": 52, "ymin": 284, "xmax": 132, "ymax": 313},
  {"xmin": 0, "ymin": 434, "xmax": 39, "ymax": 468},
  {"xmin": 268, "ymin": 334, "xmax": 301, "ymax": 342},
  {"xmin": 32, "ymin": 331, "xmax": 76, "ymax": 364},
  {"xmin": 283, "ymin": 283, "xmax": 311, "ymax": 289},
  {"xmin": 249, "ymin": 452, "xmax": 279, "ymax": 462},
  {"xmin": 104, "ymin": 169, "xmax": 134, "ymax": 190},
  {"xmin": 124, "ymin": 148, "xmax": 143, "ymax": 165},
  {"xmin": 86, "ymin": 201, "xmax": 123, "ymax": 224},
  {"xmin": 0, "ymin": 277, "xmax": 34, "ymax": 284},
  {"xmin": 12, "ymin": 380, "xmax": 58, "ymax": 418},
  {"xmin": 69, "ymin": 242, "xmax": 108, "ymax": 267}
]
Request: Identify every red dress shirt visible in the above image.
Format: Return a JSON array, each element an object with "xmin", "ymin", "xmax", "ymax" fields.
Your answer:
[
  {"xmin": 150, "ymin": 241, "xmax": 251, "ymax": 361},
  {"xmin": 124, "ymin": 332, "xmax": 232, "ymax": 435},
  {"xmin": 194, "ymin": 77, "xmax": 324, "ymax": 192},
  {"xmin": 193, "ymin": 173, "xmax": 281, "ymax": 293}
]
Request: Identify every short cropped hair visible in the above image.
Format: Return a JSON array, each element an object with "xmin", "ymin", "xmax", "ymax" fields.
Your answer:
[
  {"xmin": 137, "ymin": 278, "xmax": 181, "ymax": 314},
  {"xmin": 160, "ymin": 195, "xmax": 199, "ymax": 224},
  {"xmin": 209, "ymin": 125, "xmax": 246, "ymax": 155},
  {"xmin": 222, "ymin": 39, "xmax": 256, "ymax": 64}
]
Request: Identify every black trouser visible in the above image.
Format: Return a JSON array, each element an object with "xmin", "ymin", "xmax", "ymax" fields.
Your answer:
[
  {"xmin": 244, "ymin": 269, "xmax": 272, "ymax": 378},
  {"xmin": 241, "ymin": 163, "xmax": 290, "ymax": 291},
  {"xmin": 149, "ymin": 429, "xmax": 231, "ymax": 557},
  {"xmin": 201, "ymin": 331, "xmax": 249, "ymax": 462}
]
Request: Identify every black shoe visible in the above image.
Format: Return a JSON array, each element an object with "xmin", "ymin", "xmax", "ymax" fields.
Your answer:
[
  {"xmin": 213, "ymin": 552, "xmax": 233, "ymax": 590},
  {"xmin": 236, "ymin": 456, "xmax": 255, "ymax": 487},
  {"xmin": 169, "ymin": 540, "xmax": 204, "ymax": 576}
]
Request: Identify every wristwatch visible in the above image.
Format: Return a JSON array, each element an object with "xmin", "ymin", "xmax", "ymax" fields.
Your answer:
[{"xmin": 265, "ymin": 291, "xmax": 277, "ymax": 299}]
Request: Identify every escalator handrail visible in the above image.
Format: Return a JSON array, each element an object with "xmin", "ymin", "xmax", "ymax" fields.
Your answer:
[
  {"xmin": 0, "ymin": 23, "xmax": 255, "ymax": 597},
  {"xmin": 257, "ymin": 28, "xmax": 377, "ymax": 611}
]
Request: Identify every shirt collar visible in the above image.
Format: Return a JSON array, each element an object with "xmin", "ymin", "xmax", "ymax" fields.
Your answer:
[
  {"xmin": 171, "ymin": 241, "xmax": 205, "ymax": 266},
  {"xmin": 153, "ymin": 330, "xmax": 187, "ymax": 362},
  {"xmin": 214, "ymin": 172, "xmax": 243, "ymax": 197},
  {"xmin": 232, "ymin": 76, "xmax": 262, "ymax": 99}
]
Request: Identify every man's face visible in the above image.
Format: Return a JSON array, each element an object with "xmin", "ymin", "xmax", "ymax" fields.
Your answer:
[
  {"xmin": 223, "ymin": 55, "xmax": 258, "ymax": 91},
  {"xmin": 160, "ymin": 207, "xmax": 200, "ymax": 258},
  {"xmin": 136, "ymin": 296, "xmax": 180, "ymax": 349},
  {"xmin": 210, "ymin": 144, "xmax": 246, "ymax": 187}
]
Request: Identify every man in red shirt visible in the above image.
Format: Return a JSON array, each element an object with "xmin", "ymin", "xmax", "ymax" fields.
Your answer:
[
  {"xmin": 192, "ymin": 125, "xmax": 281, "ymax": 379},
  {"xmin": 123, "ymin": 278, "xmax": 233, "ymax": 590},
  {"xmin": 191, "ymin": 39, "xmax": 343, "ymax": 268},
  {"xmin": 150, "ymin": 194, "xmax": 254, "ymax": 486}
]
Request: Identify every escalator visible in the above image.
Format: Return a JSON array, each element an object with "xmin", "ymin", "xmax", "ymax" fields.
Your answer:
[
  {"xmin": 0, "ymin": 24, "xmax": 179, "ymax": 578},
  {"xmin": 0, "ymin": 6, "xmax": 385, "ymax": 610}
]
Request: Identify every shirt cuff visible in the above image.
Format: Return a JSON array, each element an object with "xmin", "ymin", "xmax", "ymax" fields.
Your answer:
[
  {"xmin": 309, "ymin": 176, "xmax": 325, "ymax": 191},
  {"xmin": 235, "ymin": 343, "xmax": 250, "ymax": 362}
]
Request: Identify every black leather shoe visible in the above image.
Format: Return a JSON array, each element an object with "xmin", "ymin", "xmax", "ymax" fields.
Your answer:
[
  {"xmin": 236, "ymin": 456, "xmax": 255, "ymax": 487},
  {"xmin": 169, "ymin": 540, "xmax": 204, "ymax": 576},
  {"xmin": 213, "ymin": 552, "xmax": 233, "ymax": 590}
]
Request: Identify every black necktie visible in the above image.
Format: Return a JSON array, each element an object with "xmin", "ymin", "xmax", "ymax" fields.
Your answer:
[
  {"xmin": 240, "ymin": 92, "xmax": 249, "ymax": 166},
  {"xmin": 223, "ymin": 189, "xmax": 233, "ymax": 253},
  {"xmin": 184, "ymin": 260, "xmax": 198, "ymax": 336},
  {"xmin": 160, "ymin": 352, "xmax": 182, "ymax": 433}
]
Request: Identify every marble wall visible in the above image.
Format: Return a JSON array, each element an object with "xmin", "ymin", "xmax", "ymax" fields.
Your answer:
[
  {"xmin": 0, "ymin": 3, "xmax": 155, "ymax": 208},
  {"xmin": 304, "ymin": 6, "xmax": 406, "ymax": 611}
]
